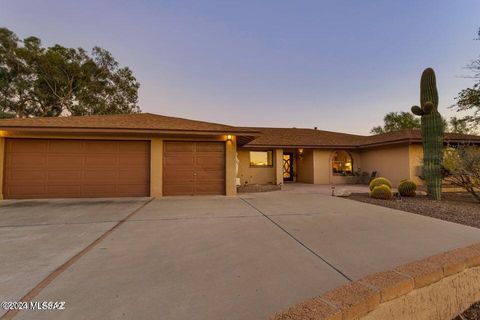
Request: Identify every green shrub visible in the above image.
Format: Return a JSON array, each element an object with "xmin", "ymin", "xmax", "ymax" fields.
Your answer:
[
  {"xmin": 369, "ymin": 177, "xmax": 392, "ymax": 191},
  {"xmin": 398, "ymin": 180, "xmax": 417, "ymax": 197},
  {"xmin": 370, "ymin": 185, "xmax": 393, "ymax": 200}
]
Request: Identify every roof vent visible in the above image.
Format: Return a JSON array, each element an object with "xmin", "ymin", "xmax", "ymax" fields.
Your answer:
[{"xmin": 314, "ymin": 127, "xmax": 318, "ymax": 130}]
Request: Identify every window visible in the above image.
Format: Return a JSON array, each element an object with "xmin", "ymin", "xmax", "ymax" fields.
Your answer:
[
  {"xmin": 331, "ymin": 150, "xmax": 353, "ymax": 175},
  {"xmin": 250, "ymin": 151, "xmax": 273, "ymax": 167}
]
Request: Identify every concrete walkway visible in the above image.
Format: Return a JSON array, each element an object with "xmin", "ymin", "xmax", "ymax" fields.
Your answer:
[{"xmin": 2, "ymin": 189, "xmax": 480, "ymax": 320}]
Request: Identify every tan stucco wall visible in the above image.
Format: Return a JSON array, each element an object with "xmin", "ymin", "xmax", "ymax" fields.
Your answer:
[
  {"xmin": 237, "ymin": 149, "xmax": 276, "ymax": 185},
  {"xmin": 359, "ymin": 145, "xmax": 411, "ymax": 187},
  {"xmin": 0, "ymin": 133, "xmax": 236, "ymax": 198},
  {"xmin": 225, "ymin": 138, "xmax": 237, "ymax": 196},
  {"xmin": 297, "ymin": 149, "xmax": 314, "ymax": 183},
  {"xmin": 313, "ymin": 150, "xmax": 331, "ymax": 184},
  {"xmin": 150, "ymin": 138, "xmax": 163, "ymax": 197},
  {"xmin": 409, "ymin": 144, "xmax": 424, "ymax": 185},
  {"xmin": 275, "ymin": 148, "xmax": 283, "ymax": 184}
]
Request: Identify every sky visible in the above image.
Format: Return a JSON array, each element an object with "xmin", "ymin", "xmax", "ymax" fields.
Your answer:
[{"xmin": 1, "ymin": 0, "xmax": 479, "ymax": 134}]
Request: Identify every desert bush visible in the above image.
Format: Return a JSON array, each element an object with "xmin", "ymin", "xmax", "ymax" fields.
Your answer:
[
  {"xmin": 398, "ymin": 180, "xmax": 417, "ymax": 197},
  {"xmin": 369, "ymin": 177, "xmax": 392, "ymax": 191},
  {"xmin": 443, "ymin": 145, "xmax": 480, "ymax": 202},
  {"xmin": 370, "ymin": 185, "xmax": 393, "ymax": 199}
]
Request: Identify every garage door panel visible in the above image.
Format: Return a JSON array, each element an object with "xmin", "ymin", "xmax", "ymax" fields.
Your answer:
[
  {"xmin": 164, "ymin": 155, "xmax": 195, "ymax": 166},
  {"xmin": 47, "ymin": 170, "xmax": 82, "ymax": 182},
  {"xmin": 119, "ymin": 154, "xmax": 150, "ymax": 166},
  {"xmin": 7, "ymin": 139, "xmax": 47, "ymax": 153},
  {"xmin": 117, "ymin": 184, "xmax": 150, "ymax": 196},
  {"xmin": 83, "ymin": 170, "xmax": 118, "ymax": 181},
  {"xmin": 119, "ymin": 141, "xmax": 150, "ymax": 153},
  {"xmin": 47, "ymin": 155, "xmax": 83, "ymax": 168},
  {"xmin": 163, "ymin": 141, "xmax": 225, "ymax": 196},
  {"xmin": 195, "ymin": 142, "xmax": 224, "ymax": 152},
  {"xmin": 4, "ymin": 139, "xmax": 150, "ymax": 199},
  {"xmin": 164, "ymin": 142, "xmax": 194, "ymax": 152},
  {"xmin": 7, "ymin": 154, "xmax": 47, "ymax": 168},
  {"xmin": 164, "ymin": 184, "xmax": 195, "ymax": 196},
  {"xmin": 84, "ymin": 141, "xmax": 119, "ymax": 153},
  {"xmin": 6, "ymin": 169, "xmax": 46, "ymax": 181},
  {"xmin": 46, "ymin": 185, "xmax": 83, "ymax": 196},
  {"xmin": 48, "ymin": 140, "xmax": 84, "ymax": 153},
  {"xmin": 85, "ymin": 155, "xmax": 118, "ymax": 167},
  {"xmin": 195, "ymin": 170, "xmax": 225, "ymax": 181},
  {"xmin": 6, "ymin": 185, "xmax": 45, "ymax": 198},
  {"xmin": 164, "ymin": 170, "xmax": 194, "ymax": 182}
]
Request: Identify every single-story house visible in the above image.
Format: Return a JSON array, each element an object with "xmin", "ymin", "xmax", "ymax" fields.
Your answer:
[{"xmin": 0, "ymin": 113, "xmax": 478, "ymax": 199}]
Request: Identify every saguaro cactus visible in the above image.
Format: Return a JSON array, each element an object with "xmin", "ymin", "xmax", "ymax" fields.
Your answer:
[{"xmin": 411, "ymin": 68, "xmax": 444, "ymax": 200}]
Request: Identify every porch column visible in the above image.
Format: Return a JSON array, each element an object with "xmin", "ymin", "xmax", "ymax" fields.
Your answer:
[
  {"xmin": 275, "ymin": 148, "xmax": 283, "ymax": 185},
  {"xmin": 225, "ymin": 136, "xmax": 237, "ymax": 196}
]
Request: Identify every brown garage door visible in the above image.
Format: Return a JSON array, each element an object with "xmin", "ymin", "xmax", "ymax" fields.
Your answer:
[
  {"xmin": 163, "ymin": 141, "xmax": 225, "ymax": 196},
  {"xmin": 4, "ymin": 139, "xmax": 150, "ymax": 199}
]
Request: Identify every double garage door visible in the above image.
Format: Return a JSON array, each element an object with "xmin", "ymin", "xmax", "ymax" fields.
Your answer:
[
  {"xmin": 4, "ymin": 139, "xmax": 151, "ymax": 199},
  {"xmin": 3, "ymin": 139, "xmax": 226, "ymax": 199}
]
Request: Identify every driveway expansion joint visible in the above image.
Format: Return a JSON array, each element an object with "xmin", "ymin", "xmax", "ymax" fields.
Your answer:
[{"xmin": 239, "ymin": 197, "xmax": 353, "ymax": 282}]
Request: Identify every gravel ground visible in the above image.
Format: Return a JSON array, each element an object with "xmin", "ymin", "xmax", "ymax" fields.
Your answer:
[
  {"xmin": 349, "ymin": 192, "xmax": 480, "ymax": 228},
  {"xmin": 350, "ymin": 192, "xmax": 480, "ymax": 319}
]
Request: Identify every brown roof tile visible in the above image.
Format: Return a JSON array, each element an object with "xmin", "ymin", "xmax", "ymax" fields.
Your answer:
[
  {"xmin": 244, "ymin": 128, "xmax": 480, "ymax": 148},
  {"xmin": 0, "ymin": 113, "xmax": 258, "ymax": 135},
  {"xmin": 244, "ymin": 127, "xmax": 366, "ymax": 148}
]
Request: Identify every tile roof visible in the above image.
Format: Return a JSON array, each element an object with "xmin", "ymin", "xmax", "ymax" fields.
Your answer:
[
  {"xmin": 0, "ymin": 113, "xmax": 258, "ymax": 135},
  {"xmin": 243, "ymin": 128, "xmax": 480, "ymax": 148},
  {"xmin": 243, "ymin": 127, "xmax": 366, "ymax": 148},
  {"xmin": 0, "ymin": 113, "xmax": 479, "ymax": 148}
]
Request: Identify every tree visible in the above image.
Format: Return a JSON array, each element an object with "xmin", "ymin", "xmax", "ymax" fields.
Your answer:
[
  {"xmin": 443, "ymin": 145, "xmax": 480, "ymax": 202},
  {"xmin": 371, "ymin": 111, "xmax": 473, "ymax": 135},
  {"xmin": 0, "ymin": 27, "xmax": 140, "ymax": 117},
  {"xmin": 370, "ymin": 111, "xmax": 421, "ymax": 134},
  {"xmin": 448, "ymin": 116, "xmax": 475, "ymax": 134},
  {"xmin": 453, "ymin": 28, "xmax": 480, "ymax": 130}
]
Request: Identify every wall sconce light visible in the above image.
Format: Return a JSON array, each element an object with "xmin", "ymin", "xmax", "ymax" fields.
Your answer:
[
  {"xmin": 298, "ymin": 148, "xmax": 304, "ymax": 154},
  {"xmin": 226, "ymin": 134, "xmax": 232, "ymax": 141}
]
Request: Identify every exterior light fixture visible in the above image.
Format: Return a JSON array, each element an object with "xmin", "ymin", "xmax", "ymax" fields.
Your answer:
[
  {"xmin": 298, "ymin": 148, "xmax": 304, "ymax": 154},
  {"xmin": 226, "ymin": 134, "xmax": 232, "ymax": 141}
]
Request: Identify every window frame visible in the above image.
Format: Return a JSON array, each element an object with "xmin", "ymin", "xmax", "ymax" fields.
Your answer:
[
  {"xmin": 331, "ymin": 150, "xmax": 354, "ymax": 176},
  {"xmin": 249, "ymin": 150, "xmax": 274, "ymax": 168}
]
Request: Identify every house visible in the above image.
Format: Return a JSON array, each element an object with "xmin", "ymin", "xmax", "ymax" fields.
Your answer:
[{"xmin": 0, "ymin": 113, "xmax": 478, "ymax": 199}]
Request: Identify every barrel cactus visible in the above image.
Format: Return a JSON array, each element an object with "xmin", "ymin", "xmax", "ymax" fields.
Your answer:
[
  {"xmin": 369, "ymin": 177, "xmax": 392, "ymax": 191},
  {"xmin": 398, "ymin": 180, "xmax": 417, "ymax": 197},
  {"xmin": 411, "ymin": 68, "xmax": 444, "ymax": 200},
  {"xmin": 370, "ymin": 185, "xmax": 393, "ymax": 200}
]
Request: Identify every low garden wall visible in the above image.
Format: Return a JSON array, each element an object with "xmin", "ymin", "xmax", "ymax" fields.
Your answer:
[{"xmin": 272, "ymin": 242, "xmax": 480, "ymax": 320}]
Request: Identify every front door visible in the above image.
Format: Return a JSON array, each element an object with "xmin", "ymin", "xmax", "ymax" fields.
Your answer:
[{"xmin": 283, "ymin": 153, "xmax": 294, "ymax": 181}]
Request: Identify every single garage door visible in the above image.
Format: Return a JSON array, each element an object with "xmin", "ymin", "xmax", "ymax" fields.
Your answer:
[
  {"xmin": 4, "ymin": 139, "xmax": 150, "ymax": 199},
  {"xmin": 163, "ymin": 141, "xmax": 225, "ymax": 196}
]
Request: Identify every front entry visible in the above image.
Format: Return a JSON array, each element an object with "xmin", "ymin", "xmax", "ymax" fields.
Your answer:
[{"xmin": 283, "ymin": 153, "xmax": 294, "ymax": 181}]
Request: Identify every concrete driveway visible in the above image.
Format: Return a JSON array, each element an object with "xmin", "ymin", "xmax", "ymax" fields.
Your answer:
[{"xmin": 2, "ymin": 191, "xmax": 480, "ymax": 320}]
